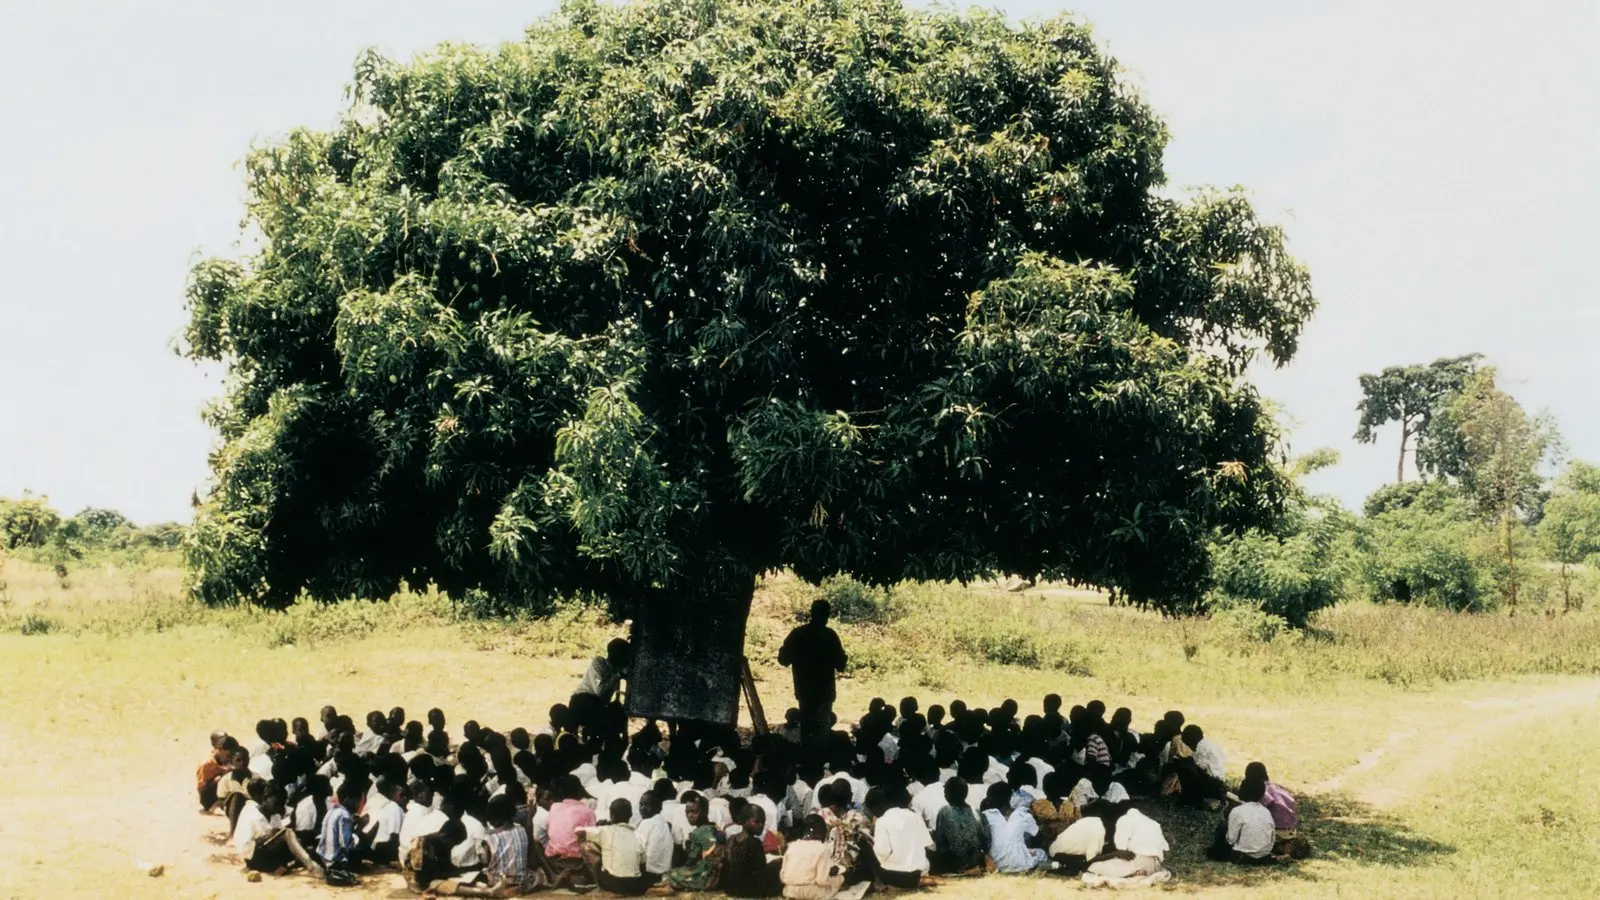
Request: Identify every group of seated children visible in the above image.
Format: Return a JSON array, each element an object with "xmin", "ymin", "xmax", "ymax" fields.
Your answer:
[{"xmin": 198, "ymin": 692, "xmax": 1301, "ymax": 895}]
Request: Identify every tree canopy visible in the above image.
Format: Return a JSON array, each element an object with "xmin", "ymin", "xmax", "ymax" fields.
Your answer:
[
  {"xmin": 1538, "ymin": 462, "xmax": 1600, "ymax": 611},
  {"xmin": 1443, "ymin": 368, "xmax": 1559, "ymax": 609},
  {"xmin": 182, "ymin": 0, "xmax": 1314, "ymax": 719},
  {"xmin": 1354, "ymin": 354, "xmax": 1480, "ymax": 484}
]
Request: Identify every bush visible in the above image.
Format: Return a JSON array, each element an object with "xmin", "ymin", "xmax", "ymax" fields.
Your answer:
[
  {"xmin": 1210, "ymin": 604, "xmax": 1287, "ymax": 646},
  {"xmin": 1, "ymin": 495, "xmax": 60, "ymax": 550},
  {"xmin": 776, "ymin": 575, "xmax": 905, "ymax": 625},
  {"xmin": 946, "ymin": 621, "xmax": 1045, "ymax": 667},
  {"xmin": 1207, "ymin": 500, "xmax": 1357, "ymax": 627},
  {"xmin": 17, "ymin": 613, "xmax": 60, "ymax": 636},
  {"xmin": 936, "ymin": 618, "xmax": 1094, "ymax": 675},
  {"xmin": 1360, "ymin": 495, "xmax": 1494, "ymax": 611}
]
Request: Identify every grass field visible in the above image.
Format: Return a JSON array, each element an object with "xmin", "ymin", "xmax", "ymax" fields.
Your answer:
[{"xmin": 2, "ymin": 557, "xmax": 1599, "ymax": 898}]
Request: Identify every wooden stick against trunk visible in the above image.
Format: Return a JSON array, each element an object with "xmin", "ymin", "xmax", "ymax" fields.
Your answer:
[{"xmin": 741, "ymin": 656, "xmax": 769, "ymax": 735}]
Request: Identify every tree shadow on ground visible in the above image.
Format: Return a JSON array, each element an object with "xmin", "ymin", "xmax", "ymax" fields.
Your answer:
[{"xmin": 1151, "ymin": 793, "xmax": 1456, "ymax": 888}]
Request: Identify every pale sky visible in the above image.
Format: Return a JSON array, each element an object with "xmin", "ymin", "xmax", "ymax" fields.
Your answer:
[{"xmin": 1, "ymin": 1, "xmax": 1595, "ymax": 524}]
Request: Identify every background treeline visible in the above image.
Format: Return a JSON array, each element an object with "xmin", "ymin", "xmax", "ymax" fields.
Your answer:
[
  {"xmin": 0, "ymin": 494, "xmax": 184, "ymax": 580},
  {"xmin": 1208, "ymin": 356, "xmax": 1592, "ymax": 629}
]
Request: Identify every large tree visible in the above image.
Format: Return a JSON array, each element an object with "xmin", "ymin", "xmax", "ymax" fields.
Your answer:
[
  {"xmin": 1354, "ymin": 354, "xmax": 1480, "ymax": 484},
  {"xmin": 1444, "ymin": 368, "xmax": 1558, "ymax": 611},
  {"xmin": 182, "ymin": 0, "xmax": 1314, "ymax": 722}
]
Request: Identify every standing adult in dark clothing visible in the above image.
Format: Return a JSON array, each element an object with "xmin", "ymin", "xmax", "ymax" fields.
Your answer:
[{"xmin": 778, "ymin": 600, "xmax": 848, "ymax": 751}]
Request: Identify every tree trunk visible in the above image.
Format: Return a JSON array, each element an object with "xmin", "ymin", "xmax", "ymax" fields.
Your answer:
[
  {"xmin": 1560, "ymin": 559, "xmax": 1572, "ymax": 613},
  {"xmin": 1397, "ymin": 421, "xmax": 1411, "ymax": 484},
  {"xmin": 627, "ymin": 569, "xmax": 756, "ymax": 725},
  {"xmin": 1504, "ymin": 513, "xmax": 1518, "ymax": 614}
]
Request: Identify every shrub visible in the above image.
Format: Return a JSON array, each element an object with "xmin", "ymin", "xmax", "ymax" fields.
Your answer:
[
  {"xmin": 1208, "ymin": 500, "xmax": 1357, "ymax": 627},
  {"xmin": 946, "ymin": 622, "xmax": 1045, "ymax": 667},
  {"xmin": 17, "ymin": 613, "xmax": 59, "ymax": 636},
  {"xmin": 843, "ymin": 635, "xmax": 896, "ymax": 677},
  {"xmin": 1360, "ymin": 496, "xmax": 1494, "ymax": 611},
  {"xmin": 775, "ymin": 574, "xmax": 905, "ymax": 625},
  {"xmin": 1210, "ymin": 604, "xmax": 1287, "ymax": 646},
  {"xmin": 0, "ymin": 495, "xmax": 61, "ymax": 550}
]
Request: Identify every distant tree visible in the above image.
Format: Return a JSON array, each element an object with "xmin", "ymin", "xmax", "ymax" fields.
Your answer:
[
  {"xmin": 133, "ymin": 522, "xmax": 187, "ymax": 551},
  {"xmin": 71, "ymin": 508, "xmax": 136, "ymax": 550},
  {"xmin": 0, "ymin": 494, "xmax": 61, "ymax": 550},
  {"xmin": 181, "ymin": 0, "xmax": 1315, "ymax": 721},
  {"xmin": 1444, "ymin": 368, "xmax": 1559, "ymax": 611},
  {"xmin": 41, "ymin": 517, "xmax": 86, "ymax": 584},
  {"xmin": 1537, "ymin": 461, "xmax": 1600, "ymax": 611},
  {"xmin": 1362, "ymin": 481, "xmax": 1426, "ymax": 518},
  {"xmin": 1354, "ymin": 354, "xmax": 1480, "ymax": 484}
]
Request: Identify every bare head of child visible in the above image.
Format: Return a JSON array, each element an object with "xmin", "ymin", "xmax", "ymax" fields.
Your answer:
[
  {"xmin": 487, "ymin": 794, "xmax": 516, "ymax": 829},
  {"xmin": 335, "ymin": 779, "xmax": 364, "ymax": 814},
  {"xmin": 683, "ymin": 792, "xmax": 707, "ymax": 827},
  {"xmin": 609, "ymin": 798, "xmax": 633, "ymax": 826},
  {"xmin": 742, "ymin": 803, "xmax": 766, "ymax": 835}
]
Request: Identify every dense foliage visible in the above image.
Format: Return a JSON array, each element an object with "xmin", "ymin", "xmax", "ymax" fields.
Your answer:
[
  {"xmin": 1203, "ymin": 449, "xmax": 1357, "ymax": 627},
  {"xmin": 0, "ymin": 495, "xmax": 60, "ymax": 550},
  {"xmin": 1207, "ymin": 497, "xmax": 1356, "ymax": 628},
  {"xmin": 1536, "ymin": 462, "xmax": 1600, "ymax": 611},
  {"xmin": 181, "ymin": 0, "xmax": 1317, "ymax": 714},
  {"xmin": 1354, "ymin": 354, "xmax": 1479, "ymax": 483},
  {"xmin": 1358, "ymin": 483, "xmax": 1491, "ymax": 612}
]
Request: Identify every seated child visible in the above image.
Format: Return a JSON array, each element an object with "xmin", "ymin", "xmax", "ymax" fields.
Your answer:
[
  {"xmin": 634, "ymin": 792, "xmax": 675, "ymax": 880},
  {"xmin": 872, "ymin": 787, "xmax": 933, "ymax": 889},
  {"xmin": 545, "ymin": 775, "xmax": 599, "ymax": 887},
  {"xmin": 665, "ymin": 794, "xmax": 724, "ymax": 892},
  {"xmin": 197, "ymin": 731, "xmax": 235, "ymax": 812},
  {"xmin": 232, "ymin": 780, "xmax": 322, "ymax": 876},
  {"xmin": 357, "ymin": 779, "xmax": 406, "ymax": 866},
  {"xmin": 931, "ymin": 779, "xmax": 987, "ymax": 875},
  {"xmin": 577, "ymin": 799, "xmax": 651, "ymax": 896},
  {"xmin": 316, "ymin": 781, "xmax": 362, "ymax": 875},
  {"xmin": 217, "ymin": 747, "xmax": 257, "ymax": 834},
  {"xmin": 475, "ymin": 794, "xmax": 550, "ymax": 896},
  {"xmin": 292, "ymin": 776, "xmax": 331, "ymax": 849},
  {"xmin": 723, "ymin": 805, "xmax": 782, "ymax": 898},
  {"xmin": 980, "ymin": 782, "xmax": 1045, "ymax": 874},
  {"xmin": 1164, "ymin": 725, "xmax": 1227, "ymax": 806},
  {"xmin": 399, "ymin": 780, "xmax": 448, "ymax": 850},
  {"xmin": 1083, "ymin": 807, "xmax": 1169, "ymax": 885},
  {"xmin": 1244, "ymin": 761, "xmax": 1300, "ymax": 839},
  {"xmin": 1047, "ymin": 807, "xmax": 1106, "ymax": 875},
  {"xmin": 1209, "ymin": 779, "xmax": 1277, "ymax": 865},
  {"xmin": 781, "ymin": 815, "xmax": 845, "ymax": 900}
]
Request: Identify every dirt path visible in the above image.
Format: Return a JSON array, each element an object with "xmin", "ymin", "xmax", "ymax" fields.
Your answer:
[{"xmin": 1307, "ymin": 679, "xmax": 1600, "ymax": 809}]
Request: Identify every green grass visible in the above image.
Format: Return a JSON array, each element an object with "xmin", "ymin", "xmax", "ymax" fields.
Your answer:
[{"xmin": 2, "ymin": 558, "xmax": 1599, "ymax": 898}]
